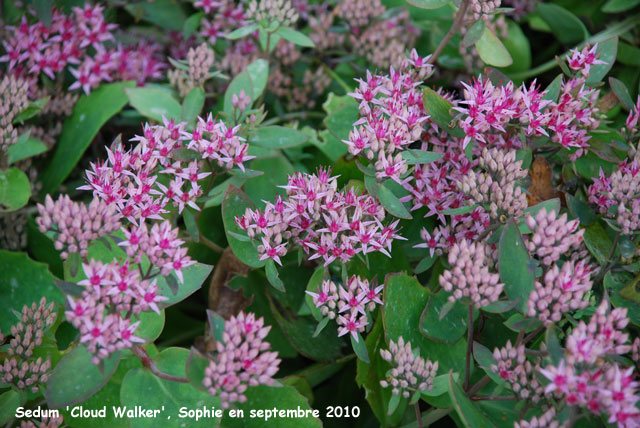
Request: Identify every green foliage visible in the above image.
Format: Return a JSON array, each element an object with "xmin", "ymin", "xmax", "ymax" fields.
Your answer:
[
  {"xmin": 126, "ymin": 86, "xmax": 182, "ymax": 122},
  {"xmin": 0, "ymin": 167, "xmax": 30, "ymax": 212},
  {"xmin": 498, "ymin": 221, "xmax": 535, "ymax": 313}
]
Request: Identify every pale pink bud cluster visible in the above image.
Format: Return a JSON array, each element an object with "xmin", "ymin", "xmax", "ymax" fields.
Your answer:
[
  {"xmin": 525, "ymin": 209, "xmax": 584, "ymax": 266},
  {"xmin": 335, "ymin": 0, "xmax": 385, "ymax": 28},
  {"xmin": 236, "ymin": 168, "xmax": 404, "ymax": 266},
  {"xmin": 455, "ymin": 76, "xmax": 551, "ymax": 150},
  {"xmin": 36, "ymin": 194, "xmax": 121, "ymax": 259},
  {"xmin": 65, "ymin": 259, "xmax": 166, "ymax": 364},
  {"xmin": 306, "ymin": 276, "xmax": 383, "ymax": 341},
  {"xmin": 81, "ymin": 116, "xmax": 247, "ymax": 224},
  {"xmin": 0, "ymin": 74, "xmax": 29, "ymax": 151},
  {"xmin": 490, "ymin": 341, "xmax": 544, "ymax": 402},
  {"xmin": 169, "ymin": 43, "xmax": 216, "ymax": 97},
  {"xmin": 514, "ymin": 408, "xmax": 565, "ymax": 428},
  {"xmin": 439, "ymin": 240, "xmax": 504, "ymax": 307},
  {"xmin": 18, "ymin": 415, "xmax": 65, "ymax": 428},
  {"xmin": 203, "ymin": 312, "xmax": 281, "ymax": 409},
  {"xmin": 0, "ymin": 298, "xmax": 56, "ymax": 393},
  {"xmin": 379, "ymin": 337, "xmax": 438, "ymax": 398},
  {"xmin": 539, "ymin": 301, "xmax": 639, "ymax": 426},
  {"xmin": 0, "ymin": 4, "xmax": 165, "ymax": 94},
  {"xmin": 246, "ymin": 0, "xmax": 299, "ymax": 27},
  {"xmin": 344, "ymin": 56, "xmax": 431, "ymax": 183},
  {"xmin": 588, "ymin": 158, "xmax": 640, "ymax": 234},
  {"xmin": 470, "ymin": 0, "xmax": 501, "ymax": 21},
  {"xmin": 527, "ymin": 259, "xmax": 595, "ymax": 326},
  {"xmin": 231, "ymin": 89, "xmax": 251, "ymax": 111},
  {"xmin": 120, "ymin": 220, "xmax": 195, "ymax": 282},
  {"xmin": 458, "ymin": 148, "xmax": 528, "ymax": 220}
]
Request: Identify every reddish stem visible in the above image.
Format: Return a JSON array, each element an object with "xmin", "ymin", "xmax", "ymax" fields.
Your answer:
[{"xmin": 132, "ymin": 346, "xmax": 189, "ymax": 383}]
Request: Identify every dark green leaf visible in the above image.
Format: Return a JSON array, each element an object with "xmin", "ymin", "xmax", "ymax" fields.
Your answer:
[
  {"xmin": 265, "ymin": 259, "xmax": 286, "ymax": 291},
  {"xmin": 421, "ymin": 291, "xmax": 470, "ymax": 343},
  {"xmin": 34, "ymin": 0, "xmax": 53, "ymax": 27},
  {"xmin": 475, "ymin": 26, "xmax": 513, "ymax": 67},
  {"xmin": 182, "ymin": 87, "xmax": 205, "ymax": 123},
  {"xmin": 40, "ymin": 81, "xmax": 134, "ymax": 194},
  {"xmin": 249, "ymin": 126, "xmax": 310, "ymax": 149},
  {"xmin": 415, "ymin": 255, "xmax": 436, "ymax": 274},
  {"xmin": 609, "ymin": 76, "xmax": 634, "ymax": 109},
  {"xmin": 537, "ymin": 3, "xmax": 589, "ymax": 45},
  {"xmin": 183, "ymin": 12, "xmax": 204, "ymax": 38},
  {"xmin": 473, "ymin": 342, "xmax": 504, "ymax": 385},
  {"xmin": 542, "ymin": 74, "xmax": 563, "ymax": 103},
  {"xmin": 0, "ymin": 167, "xmax": 30, "ymax": 212},
  {"xmin": 221, "ymin": 185, "xmax": 265, "ymax": 268},
  {"xmin": 423, "ymin": 88, "xmax": 465, "ymax": 137},
  {"xmin": 586, "ymin": 37, "xmax": 618, "ymax": 84},
  {"xmin": 387, "ymin": 393, "xmax": 401, "ymax": 416},
  {"xmin": 120, "ymin": 348, "xmax": 222, "ymax": 428},
  {"xmin": 545, "ymin": 326, "xmax": 563, "ymax": 365},
  {"xmin": 602, "ymin": 0, "xmax": 640, "ymax": 13},
  {"xmin": 226, "ymin": 23, "xmax": 258, "ymax": 40},
  {"xmin": 124, "ymin": 0, "xmax": 186, "ymax": 31},
  {"xmin": 500, "ymin": 20, "xmax": 531, "ymax": 73},
  {"xmin": 0, "ymin": 390, "xmax": 22, "ymax": 425},
  {"xmin": 377, "ymin": 183, "xmax": 412, "ymax": 219},
  {"xmin": 46, "ymin": 346, "xmax": 120, "ymax": 408},
  {"xmin": 277, "ymin": 26, "xmax": 315, "ymax": 47},
  {"xmin": 504, "ymin": 313, "xmax": 542, "ymax": 332},
  {"xmin": 156, "ymin": 263, "xmax": 213, "ymax": 306},
  {"xmin": 449, "ymin": 370, "xmax": 496, "ymax": 428},
  {"xmin": 441, "ymin": 205, "xmax": 476, "ymax": 215},
  {"xmin": 401, "ymin": 149, "xmax": 444, "ymax": 165},
  {"xmin": 206, "ymin": 310, "xmax": 226, "ymax": 342},
  {"xmin": 246, "ymin": 59, "xmax": 269, "ymax": 100},
  {"xmin": 245, "ymin": 155, "xmax": 294, "ymax": 206},
  {"xmin": 7, "ymin": 135, "xmax": 48, "ymax": 164},
  {"xmin": 12, "ymin": 97, "xmax": 49, "ymax": 123},
  {"xmin": 462, "ymin": 20, "xmax": 485, "ymax": 48},
  {"xmin": 204, "ymin": 176, "xmax": 246, "ymax": 208},
  {"xmin": 351, "ymin": 332, "xmax": 370, "ymax": 363},
  {"xmin": 134, "ymin": 310, "xmax": 165, "ymax": 341},
  {"xmin": 566, "ymin": 194, "xmax": 597, "ymax": 226},
  {"xmin": 126, "ymin": 87, "xmax": 182, "ymax": 122},
  {"xmin": 0, "ymin": 250, "xmax": 64, "ymax": 332},
  {"xmin": 406, "ymin": 0, "xmax": 448, "ymax": 8},
  {"xmin": 499, "ymin": 221, "xmax": 534, "ymax": 313},
  {"xmin": 305, "ymin": 266, "xmax": 326, "ymax": 321},
  {"xmin": 312, "ymin": 316, "xmax": 330, "ymax": 337},
  {"xmin": 583, "ymin": 222, "xmax": 615, "ymax": 265},
  {"xmin": 384, "ymin": 273, "xmax": 467, "ymax": 373}
]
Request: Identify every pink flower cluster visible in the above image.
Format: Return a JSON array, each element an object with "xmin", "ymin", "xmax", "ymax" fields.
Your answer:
[
  {"xmin": 194, "ymin": 0, "xmax": 246, "ymax": 44},
  {"xmin": 0, "ymin": 298, "xmax": 56, "ymax": 393},
  {"xmin": 589, "ymin": 155, "xmax": 640, "ymax": 235},
  {"xmin": 344, "ymin": 50, "xmax": 433, "ymax": 183},
  {"xmin": 490, "ymin": 340, "xmax": 544, "ymax": 402},
  {"xmin": 455, "ymin": 45, "xmax": 603, "ymax": 159},
  {"xmin": 379, "ymin": 336, "xmax": 438, "ymax": 398},
  {"xmin": 203, "ymin": 311, "xmax": 280, "ymax": 408},
  {"xmin": 306, "ymin": 276, "xmax": 383, "ymax": 341},
  {"xmin": 439, "ymin": 239, "xmax": 504, "ymax": 308},
  {"xmin": 539, "ymin": 301, "xmax": 639, "ymax": 426},
  {"xmin": 236, "ymin": 168, "xmax": 404, "ymax": 266},
  {"xmin": 80, "ymin": 116, "xmax": 250, "ymax": 225},
  {"xmin": 524, "ymin": 208, "xmax": 585, "ymax": 266},
  {"xmin": 36, "ymin": 194, "xmax": 121, "ymax": 259},
  {"xmin": 65, "ymin": 259, "xmax": 169, "ymax": 364},
  {"xmin": 514, "ymin": 408, "xmax": 565, "ymax": 428},
  {"xmin": 0, "ymin": 3, "xmax": 165, "ymax": 94}
]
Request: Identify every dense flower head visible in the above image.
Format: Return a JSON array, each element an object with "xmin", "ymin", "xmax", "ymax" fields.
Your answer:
[
  {"xmin": 64, "ymin": 259, "xmax": 169, "ymax": 364},
  {"xmin": 0, "ymin": 4, "xmax": 165, "ymax": 94},
  {"xmin": 589, "ymin": 152, "xmax": 640, "ymax": 235},
  {"xmin": 18, "ymin": 415, "xmax": 65, "ymax": 428},
  {"xmin": 455, "ymin": 76, "xmax": 550, "ymax": 149},
  {"xmin": 491, "ymin": 340, "xmax": 545, "ymax": 402},
  {"xmin": 539, "ymin": 301, "xmax": 638, "ymax": 426},
  {"xmin": 203, "ymin": 311, "xmax": 280, "ymax": 408},
  {"xmin": 119, "ymin": 220, "xmax": 195, "ymax": 282},
  {"xmin": 246, "ymin": 0, "xmax": 299, "ymax": 27},
  {"xmin": 0, "ymin": 74, "xmax": 30, "ymax": 151},
  {"xmin": 514, "ymin": 408, "xmax": 565, "ymax": 428},
  {"xmin": 36, "ymin": 194, "xmax": 121, "ymax": 259},
  {"xmin": 306, "ymin": 276, "xmax": 383, "ymax": 341},
  {"xmin": 439, "ymin": 239, "xmax": 504, "ymax": 307},
  {"xmin": 379, "ymin": 337, "xmax": 438, "ymax": 398},
  {"xmin": 525, "ymin": 208, "xmax": 584, "ymax": 266},
  {"xmin": 236, "ymin": 167, "xmax": 405, "ymax": 266},
  {"xmin": 458, "ymin": 148, "xmax": 528, "ymax": 220},
  {"xmin": 335, "ymin": 0, "xmax": 385, "ymax": 28},
  {"xmin": 344, "ymin": 55, "xmax": 432, "ymax": 183},
  {"xmin": 527, "ymin": 259, "xmax": 595, "ymax": 325},
  {"xmin": 168, "ymin": 42, "xmax": 216, "ymax": 97},
  {"xmin": 80, "ymin": 116, "xmax": 249, "ymax": 225},
  {"xmin": 0, "ymin": 298, "xmax": 56, "ymax": 393}
]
